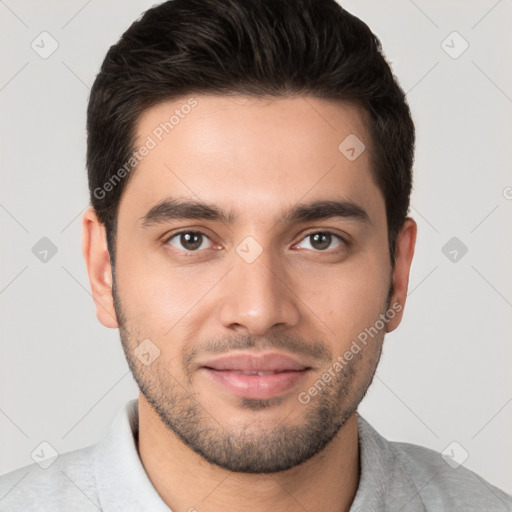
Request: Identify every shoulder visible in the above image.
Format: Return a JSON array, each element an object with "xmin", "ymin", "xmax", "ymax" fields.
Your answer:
[
  {"xmin": 0, "ymin": 443, "xmax": 99, "ymax": 512},
  {"xmin": 391, "ymin": 438, "xmax": 512, "ymax": 511},
  {"xmin": 355, "ymin": 415, "xmax": 512, "ymax": 511}
]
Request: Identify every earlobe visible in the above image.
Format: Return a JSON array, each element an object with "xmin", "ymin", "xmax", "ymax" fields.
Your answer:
[
  {"xmin": 81, "ymin": 207, "xmax": 119, "ymax": 329},
  {"xmin": 385, "ymin": 217, "xmax": 417, "ymax": 333}
]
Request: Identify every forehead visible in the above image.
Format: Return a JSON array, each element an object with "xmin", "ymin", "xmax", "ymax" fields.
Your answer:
[{"xmin": 119, "ymin": 94, "xmax": 385, "ymax": 228}]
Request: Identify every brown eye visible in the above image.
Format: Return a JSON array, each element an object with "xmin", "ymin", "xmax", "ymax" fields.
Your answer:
[
  {"xmin": 166, "ymin": 231, "xmax": 212, "ymax": 251},
  {"xmin": 297, "ymin": 232, "xmax": 343, "ymax": 251}
]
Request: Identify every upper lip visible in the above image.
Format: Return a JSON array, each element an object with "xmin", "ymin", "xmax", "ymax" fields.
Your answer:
[{"xmin": 200, "ymin": 352, "xmax": 310, "ymax": 372}]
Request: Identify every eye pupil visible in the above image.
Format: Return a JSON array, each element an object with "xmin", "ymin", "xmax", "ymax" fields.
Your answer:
[
  {"xmin": 181, "ymin": 232, "xmax": 202, "ymax": 250},
  {"xmin": 310, "ymin": 232, "xmax": 331, "ymax": 250}
]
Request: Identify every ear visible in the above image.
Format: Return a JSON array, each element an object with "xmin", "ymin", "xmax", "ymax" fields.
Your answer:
[
  {"xmin": 385, "ymin": 217, "xmax": 417, "ymax": 333},
  {"xmin": 81, "ymin": 207, "xmax": 119, "ymax": 328}
]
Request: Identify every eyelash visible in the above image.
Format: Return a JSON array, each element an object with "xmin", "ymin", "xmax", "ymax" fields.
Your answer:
[{"xmin": 163, "ymin": 230, "xmax": 347, "ymax": 254}]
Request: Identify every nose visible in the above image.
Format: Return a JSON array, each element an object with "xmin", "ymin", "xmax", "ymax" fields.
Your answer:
[{"xmin": 218, "ymin": 245, "xmax": 301, "ymax": 336}]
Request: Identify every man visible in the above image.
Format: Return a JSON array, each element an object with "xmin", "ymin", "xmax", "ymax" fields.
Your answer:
[{"xmin": 0, "ymin": 0, "xmax": 510, "ymax": 510}]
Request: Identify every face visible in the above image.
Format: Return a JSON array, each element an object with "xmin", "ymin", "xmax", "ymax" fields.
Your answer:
[{"xmin": 84, "ymin": 94, "xmax": 416, "ymax": 473}]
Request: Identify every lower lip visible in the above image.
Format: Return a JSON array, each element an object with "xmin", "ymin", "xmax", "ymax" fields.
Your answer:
[{"xmin": 200, "ymin": 368, "xmax": 309, "ymax": 399}]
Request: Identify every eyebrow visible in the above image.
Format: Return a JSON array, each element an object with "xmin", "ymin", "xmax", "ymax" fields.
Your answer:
[{"xmin": 139, "ymin": 197, "xmax": 371, "ymax": 229}]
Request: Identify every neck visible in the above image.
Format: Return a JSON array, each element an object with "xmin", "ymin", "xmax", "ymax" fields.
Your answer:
[{"xmin": 137, "ymin": 394, "xmax": 360, "ymax": 512}]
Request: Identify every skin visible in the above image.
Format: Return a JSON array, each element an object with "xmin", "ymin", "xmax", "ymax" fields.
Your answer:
[{"xmin": 82, "ymin": 95, "xmax": 416, "ymax": 512}]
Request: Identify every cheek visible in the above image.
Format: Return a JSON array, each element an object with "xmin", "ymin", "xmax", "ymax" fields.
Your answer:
[
  {"xmin": 296, "ymin": 253, "xmax": 390, "ymax": 337},
  {"xmin": 114, "ymin": 246, "xmax": 221, "ymax": 337}
]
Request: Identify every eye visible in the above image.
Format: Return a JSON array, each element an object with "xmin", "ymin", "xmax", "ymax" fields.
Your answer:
[
  {"xmin": 295, "ymin": 232, "xmax": 344, "ymax": 251},
  {"xmin": 165, "ymin": 231, "xmax": 213, "ymax": 252}
]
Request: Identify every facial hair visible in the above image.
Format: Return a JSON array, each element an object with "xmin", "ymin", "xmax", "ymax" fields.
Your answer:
[{"xmin": 112, "ymin": 272, "xmax": 391, "ymax": 474}]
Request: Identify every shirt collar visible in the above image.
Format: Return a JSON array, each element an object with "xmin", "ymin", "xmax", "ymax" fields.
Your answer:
[
  {"xmin": 94, "ymin": 399, "xmax": 170, "ymax": 511},
  {"xmin": 93, "ymin": 399, "xmax": 426, "ymax": 512},
  {"xmin": 350, "ymin": 413, "xmax": 427, "ymax": 511}
]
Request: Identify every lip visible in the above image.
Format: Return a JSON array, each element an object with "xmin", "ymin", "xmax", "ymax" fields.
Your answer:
[
  {"xmin": 200, "ymin": 352, "xmax": 310, "ymax": 372},
  {"xmin": 198, "ymin": 352, "xmax": 312, "ymax": 399}
]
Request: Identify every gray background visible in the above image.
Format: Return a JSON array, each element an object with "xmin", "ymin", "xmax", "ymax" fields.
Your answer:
[{"xmin": 1, "ymin": 0, "xmax": 511, "ymax": 495}]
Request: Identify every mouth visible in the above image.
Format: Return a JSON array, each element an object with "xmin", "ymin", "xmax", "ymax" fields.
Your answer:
[{"xmin": 198, "ymin": 352, "xmax": 312, "ymax": 400}]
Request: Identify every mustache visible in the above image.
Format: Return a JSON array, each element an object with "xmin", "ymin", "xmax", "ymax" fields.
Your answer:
[{"xmin": 183, "ymin": 331, "xmax": 333, "ymax": 372}]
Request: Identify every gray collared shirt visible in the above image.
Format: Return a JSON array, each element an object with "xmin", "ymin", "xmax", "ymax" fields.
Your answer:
[{"xmin": 1, "ymin": 399, "xmax": 510, "ymax": 511}]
